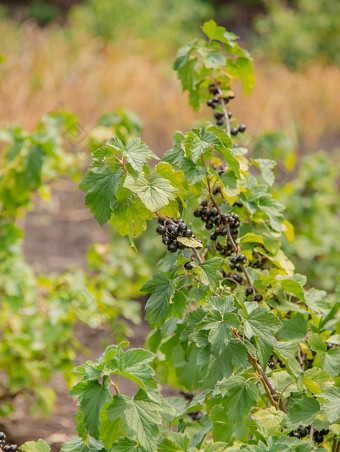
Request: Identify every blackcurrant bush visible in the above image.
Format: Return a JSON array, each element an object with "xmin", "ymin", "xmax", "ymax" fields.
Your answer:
[
  {"xmin": 156, "ymin": 225, "xmax": 166, "ymax": 235},
  {"xmin": 162, "ymin": 235, "xmax": 171, "ymax": 245},
  {"xmin": 205, "ymin": 223, "xmax": 213, "ymax": 230},
  {"xmin": 167, "ymin": 243, "xmax": 178, "ymax": 253},
  {"xmin": 185, "ymin": 229, "xmax": 193, "ymax": 237},
  {"xmin": 246, "ymin": 287, "xmax": 253, "ymax": 296},
  {"xmin": 238, "ymin": 124, "xmax": 246, "ymax": 133},
  {"xmin": 210, "ymin": 232, "xmax": 217, "ymax": 241},
  {"xmin": 231, "ymin": 127, "xmax": 238, "ymax": 136},
  {"xmin": 298, "ymin": 427, "xmax": 308, "ymax": 438},
  {"xmin": 184, "ymin": 262, "xmax": 194, "ymax": 270},
  {"xmin": 216, "ymin": 119, "xmax": 224, "ymax": 126},
  {"xmin": 194, "ymin": 208, "xmax": 202, "ymax": 217},
  {"xmin": 178, "ymin": 222, "xmax": 187, "ymax": 232},
  {"xmin": 254, "ymin": 294, "xmax": 263, "ymax": 302},
  {"xmin": 314, "ymin": 432, "xmax": 324, "ymax": 444}
]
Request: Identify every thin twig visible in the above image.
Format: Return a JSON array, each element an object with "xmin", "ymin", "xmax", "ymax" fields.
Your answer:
[
  {"xmin": 216, "ymin": 86, "xmax": 231, "ymax": 138},
  {"xmin": 193, "ymin": 247, "xmax": 203, "ymax": 265}
]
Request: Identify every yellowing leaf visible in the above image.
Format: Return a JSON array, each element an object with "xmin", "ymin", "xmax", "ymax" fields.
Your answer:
[
  {"xmin": 177, "ymin": 237, "xmax": 203, "ymax": 248},
  {"xmin": 282, "ymin": 220, "xmax": 294, "ymax": 243}
]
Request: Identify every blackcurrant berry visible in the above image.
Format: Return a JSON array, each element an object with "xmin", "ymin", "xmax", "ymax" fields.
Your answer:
[
  {"xmin": 231, "ymin": 127, "xmax": 238, "ymax": 136},
  {"xmin": 220, "ymin": 227, "xmax": 228, "ymax": 236},
  {"xmin": 314, "ymin": 432, "xmax": 324, "ymax": 444},
  {"xmin": 168, "ymin": 243, "xmax": 178, "ymax": 253},
  {"xmin": 254, "ymin": 294, "xmax": 263, "ymax": 302},
  {"xmin": 213, "ymin": 186, "xmax": 221, "ymax": 195},
  {"xmin": 184, "ymin": 262, "xmax": 194, "ymax": 270},
  {"xmin": 213, "ymin": 217, "xmax": 221, "ymax": 226},
  {"xmin": 214, "ymin": 112, "xmax": 223, "ymax": 119},
  {"xmin": 306, "ymin": 359, "xmax": 314, "ymax": 369},
  {"xmin": 233, "ymin": 221, "xmax": 240, "ymax": 228},
  {"xmin": 180, "ymin": 390, "xmax": 194, "ymax": 400},
  {"xmin": 291, "ymin": 432, "xmax": 301, "ymax": 439},
  {"xmin": 228, "ymin": 111, "xmax": 232, "ymax": 118},
  {"xmin": 320, "ymin": 429, "xmax": 329, "ymax": 436},
  {"xmin": 232, "ymin": 213, "xmax": 239, "ymax": 221},
  {"xmin": 206, "ymin": 99, "xmax": 213, "ymax": 107},
  {"xmin": 212, "ymin": 96, "xmax": 219, "ymax": 103},
  {"xmin": 216, "ymin": 119, "xmax": 224, "ymax": 126},
  {"xmin": 201, "ymin": 199, "xmax": 208, "ymax": 207},
  {"xmin": 185, "ymin": 229, "xmax": 193, "ymax": 237},
  {"xmin": 236, "ymin": 264, "xmax": 242, "ymax": 272},
  {"xmin": 156, "ymin": 225, "xmax": 166, "ymax": 235},
  {"xmin": 220, "ymin": 213, "xmax": 228, "ymax": 223},
  {"xmin": 0, "ymin": 433, "xmax": 5, "ymax": 441},
  {"xmin": 268, "ymin": 362, "xmax": 275, "ymax": 368},
  {"xmin": 236, "ymin": 254, "xmax": 246, "ymax": 264},
  {"xmin": 178, "ymin": 222, "xmax": 187, "ymax": 232},
  {"xmin": 232, "ymin": 275, "xmax": 243, "ymax": 284},
  {"xmin": 4, "ymin": 447, "xmax": 10, "ymax": 452},
  {"xmin": 298, "ymin": 427, "xmax": 308, "ymax": 438},
  {"xmin": 167, "ymin": 224, "xmax": 177, "ymax": 235},
  {"xmin": 216, "ymin": 243, "xmax": 223, "ymax": 251},
  {"xmin": 230, "ymin": 256, "xmax": 238, "ymax": 265},
  {"xmin": 246, "ymin": 287, "xmax": 253, "ymax": 296},
  {"xmin": 211, "ymin": 208, "xmax": 219, "ymax": 217},
  {"xmin": 205, "ymin": 209, "xmax": 212, "ymax": 217},
  {"xmin": 162, "ymin": 235, "xmax": 171, "ymax": 245},
  {"xmin": 279, "ymin": 360, "xmax": 286, "ymax": 368},
  {"xmin": 205, "ymin": 223, "xmax": 213, "ymax": 230},
  {"xmin": 238, "ymin": 124, "xmax": 246, "ymax": 133},
  {"xmin": 210, "ymin": 232, "xmax": 217, "ymax": 241},
  {"xmin": 177, "ymin": 241, "xmax": 186, "ymax": 250},
  {"xmin": 194, "ymin": 208, "xmax": 202, "ymax": 217}
]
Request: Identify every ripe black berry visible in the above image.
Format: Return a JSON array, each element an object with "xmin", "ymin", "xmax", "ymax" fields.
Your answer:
[
  {"xmin": 230, "ymin": 256, "xmax": 238, "ymax": 265},
  {"xmin": 156, "ymin": 225, "xmax": 166, "ymax": 235},
  {"xmin": 254, "ymin": 294, "xmax": 263, "ymax": 302},
  {"xmin": 233, "ymin": 221, "xmax": 240, "ymax": 228},
  {"xmin": 228, "ymin": 111, "xmax": 232, "ymax": 118},
  {"xmin": 167, "ymin": 224, "xmax": 177, "ymax": 235},
  {"xmin": 185, "ymin": 229, "xmax": 193, "ymax": 237},
  {"xmin": 320, "ymin": 429, "xmax": 329, "ymax": 436},
  {"xmin": 0, "ymin": 433, "xmax": 5, "ymax": 441},
  {"xmin": 212, "ymin": 96, "xmax": 219, "ymax": 103},
  {"xmin": 211, "ymin": 208, "xmax": 219, "ymax": 217},
  {"xmin": 206, "ymin": 99, "xmax": 213, "ymax": 107},
  {"xmin": 278, "ymin": 360, "xmax": 286, "ymax": 368},
  {"xmin": 246, "ymin": 287, "xmax": 253, "ymax": 296},
  {"xmin": 297, "ymin": 427, "xmax": 308, "ymax": 438},
  {"xmin": 291, "ymin": 432, "xmax": 301, "ymax": 439},
  {"xmin": 268, "ymin": 361, "xmax": 275, "ymax": 368},
  {"xmin": 184, "ymin": 262, "xmax": 194, "ymax": 271},
  {"xmin": 236, "ymin": 254, "xmax": 247, "ymax": 264},
  {"xmin": 178, "ymin": 222, "xmax": 187, "ymax": 232},
  {"xmin": 213, "ymin": 186, "xmax": 221, "ymax": 195},
  {"xmin": 194, "ymin": 208, "xmax": 202, "ymax": 217},
  {"xmin": 214, "ymin": 112, "xmax": 223, "ymax": 119},
  {"xmin": 209, "ymin": 83, "xmax": 218, "ymax": 94},
  {"xmin": 220, "ymin": 227, "xmax": 228, "ymax": 236},
  {"xmin": 162, "ymin": 235, "xmax": 171, "ymax": 245},
  {"xmin": 205, "ymin": 223, "xmax": 213, "ymax": 230},
  {"xmin": 314, "ymin": 432, "xmax": 324, "ymax": 444},
  {"xmin": 177, "ymin": 241, "xmax": 186, "ymax": 250},
  {"xmin": 9, "ymin": 447, "xmax": 17, "ymax": 452},
  {"xmin": 231, "ymin": 127, "xmax": 238, "ymax": 136},
  {"xmin": 201, "ymin": 199, "xmax": 208, "ymax": 207},
  {"xmin": 4, "ymin": 447, "xmax": 10, "ymax": 452},
  {"xmin": 168, "ymin": 243, "xmax": 178, "ymax": 253},
  {"xmin": 216, "ymin": 119, "xmax": 224, "ymax": 126},
  {"xmin": 232, "ymin": 213, "xmax": 239, "ymax": 221},
  {"xmin": 210, "ymin": 232, "xmax": 217, "ymax": 241},
  {"xmin": 238, "ymin": 124, "xmax": 246, "ymax": 133},
  {"xmin": 213, "ymin": 217, "xmax": 221, "ymax": 226},
  {"xmin": 216, "ymin": 243, "xmax": 223, "ymax": 251}
]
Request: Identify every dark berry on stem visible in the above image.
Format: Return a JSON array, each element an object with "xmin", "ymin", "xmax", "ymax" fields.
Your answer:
[
  {"xmin": 298, "ymin": 428, "xmax": 308, "ymax": 438},
  {"xmin": 314, "ymin": 432, "xmax": 324, "ymax": 444},
  {"xmin": 210, "ymin": 232, "xmax": 217, "ymax": 241},
  {"xmin": 230, "ymin": 256, "xmax": 238, "ymax": 265},
  {"xmin": 205, "ymin": 223, "xmax": 213, "ymax": 230},
  {"xmin": 231, "ymin": 127, "xmax": 238, "ymax": 136},
  {"xmin": 254, "ymin": 294, "xmax": 263, "ymax": 302},
  {"xmin": 4, "ymin": 447, "xmax": 10, "ymax": 452},
  {"xmin": 213, "ymin": 186, "xmax": 221, "ymax": 195},
  {"xmin": 201, "ymin": 199, "xmax": 208, "ymax": 207},
  {"xmin": 291, "ymin": 432, "xmax": 301, "ymax": 439},
  {"xmin": 237, "ymin": 254, "xmax": 247, "ymax": 264},
  {"xmin": 220, "ymin": 227, "xmax": 228, "ymax": 236},
  {"xmin": 228, "ymin": 111, "xmax": 232, "ymax": 118},
  {"xmin": 185, "ymin": 229, "xmax": 193, "ymax": 237},
  {"xmin": 167, "ymin": 224, "xmax": 177, "ymax": 235},
  {"xmin": 232, "ymin": 213, "xmax": 239, "ymax": 220},
  {"xmin": 211, "ymin": 208, "xmax": 219, "ymax": 217},
  {"xmin": 268, "ymin": 362, "xmax": 275, "ymax": 368},
  {"xmin": 214, "ymin": 217, "xmax": 221, "ymax": 226},
  {"xmin": 214, "ymin": 112, "xmax": 223, "ymax": 119},
  {"xmin": 177, "ymin": 241, "xmax": 186, "ymax": 250},
  {"xmin": 320, "ymin": 429, "xmax": 329, "ymax": 436},
  {"xmin": 162, "ymin": 235, "xmax": 171, "ymax": 245},
  {"xmin": 0, "ymin": 433, "xmax": 5, "ymax": 441},
  {"xmin": 212, "ymin": 96, "xmax": 219, "ymax": 103},
  {"xmin": 206, "ymin": 99, "xmax": 213, "ymax": 107},
  {"xmin": 178, "ymin": 222, "xmax": 187, "ymax": 232},
  {"xmin": 279, "ymin": 361, "xmax": 286, "ymax": 368},
  {"xmin": 156, "ymin": 225, "xmax": 166, "ymax": 235},
  {"xmin": 216, "ymin": 243, "xmax": 223, "ymax": 251},
  {"xmin": 246, "ymin": 287, "xmax": 253, "ymax": 296},
  {"xmin": 184, "ymin": 262, "xmax": 194, "ymax": 270},
  {"xmin": 168, "ymin": 243, "xmax": 178, "ymax": 253},
  {"xmin": 194, "ymin": 208, "xmax": 202, "ymax": 217},
  {"xmin": 238, "ymin": 124, "xmax": 246, "ymax": 133},
  {"xmin": 216, "ymin": 119, "xmax": 224, "ymax": 126}
]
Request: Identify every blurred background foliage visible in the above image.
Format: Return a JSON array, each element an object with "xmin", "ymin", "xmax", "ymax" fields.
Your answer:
[{"xmin": 0, "ymin": 0, "xmax": 339, "ymax": 440}]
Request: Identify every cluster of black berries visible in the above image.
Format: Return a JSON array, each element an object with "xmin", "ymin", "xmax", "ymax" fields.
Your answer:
[
  {"xmin": 156, "ymin": 218, "xmax": 194, "ymax": 253},
  {"xmin": 230, "ymin": 124, "xmax": 246, "ymax": 136},
  {"xmin": 289, "ymin": 426, "xmax": 329, "ymax": 443},
  {"xmin": 267, "ymin": 355, "xmax": 286, "ymax": 369},
  {"xmin": 0, "ymin": 433, "xmax": 18, "ymax": 452}
]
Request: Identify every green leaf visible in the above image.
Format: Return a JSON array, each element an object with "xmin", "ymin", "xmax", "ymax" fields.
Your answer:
[
  {"xmin": 220, "ymin": 170, "xmax": 240, "ymax": 197},
  {"xmin": 199, "ymin": 257, "xmax": 224, "ymax": 292},
  {"xmin": 320, "ymin": 347, "xmax": 340, "ymax": 378},
  {"xmin": 21, "ymin": 440, "xmax": 51, "ymax": 452},
  {"xmin": 202, "ymin": 20, "xmax": 238, "ymax": 47},
  {"xmin": 79, "ymin": 164, "xmax": 123, "ymax": 226},
  {"xmin": 110, "ymin": 438, "xmax": 146, "ymax": 452},
  {"xmin": 124, "ymin": 173, "xmax": 177, "ymax": 212},
  {"xmin": 177, "ymin": 236, "xmax": 203, "ymax": 248},
  {"xmin": 252, "ymin": 159, "xmax": 276, "ymax": 186},
  {"xmin": 106, "ymin": 391, "xmax": 163, "ymax": 450},
  {"xmin": 61, "ymin": 437, "xmax": 103, "ymax": 452},
  {"xmin": 234, "ymin": 57, "xmax": 255, "ymax": 98},
  {"xmin": 200, "ymin": 312, "xmax": 233, "ymax": 356},
  {"xmin": 99, "ymin": 402, "xmax": 126, "ymax": 448},
  {"xmin": 253, "ymin": 407, "xmax": 286, "ymax": 436},
  {"xmin": 70, "ymin": 379, "xmax": 111, "ymax": 438},
  {"xmin": 244, "ymin": 307, "xmax": 282, "ymax": 348},
  {"xmin": 157, "ymin": 432, "xmax": 190, "ymax": 452},
  {"xmin": 178, "ymin": 157, "xmax": 207, "ymax": 184},
  {"xmin": 199, "ymin": 41, "xmax": 226, "ymax": 68},
  {"xmin": 284, "ymin": 394, "xmax": 320, "ymax": 429},
  {"xmin": 303, "ymin": 368, "xmax": 334, "ymax": 395},
  {"xmin": 318, "ymin": 387, "xmax": 340, "ymax": 423},
  {"xmin": 141, "ymin": 274, "xmax": 175, "ymax": 328},
  {"xmin": 163, "ymin": 132, "xmax": 185, "ymax": 165},
  {"xmin": 277, "ymin": 313, "xmax": 308, "ymax": 342},
  {"xmin": 189, "ymin": 129, "xmax": 219, "ymax": 163},
  {"xmin": 155, "ymin": 162, "xmax": 185, "ymax": 201},
  {"xmin": 106, "ymin": 137, "xmax": 158, "ymax": 171}
]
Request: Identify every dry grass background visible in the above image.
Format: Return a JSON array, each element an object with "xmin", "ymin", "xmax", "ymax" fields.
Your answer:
[{"xmin": 1, "ymin": 20, "xmax": 340, "ymax": 156}]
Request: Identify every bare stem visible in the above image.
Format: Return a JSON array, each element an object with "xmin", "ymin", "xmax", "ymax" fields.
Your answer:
[
  {"xmin": 193, "ymin": 247, "xmax": 203, "ymax": 265},
  {"xmin": 109, "ymin": 376, "xmax": 120, "ymax": 394},
  {"xmin": 216, "ymin": 86, "xmax": 231, "ymax": 138}
]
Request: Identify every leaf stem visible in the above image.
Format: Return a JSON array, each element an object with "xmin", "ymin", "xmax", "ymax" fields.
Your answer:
[
  {"xmin": 217, "ymin": 86, "xmax": 231, "ymax": 138},
  {"xmin": 109, "ymin": 376, "xmax": 120, "ymax": 394},
  {"xmin": 193, "ymin": 247, "xmax": 203, "ymax": 265}
]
